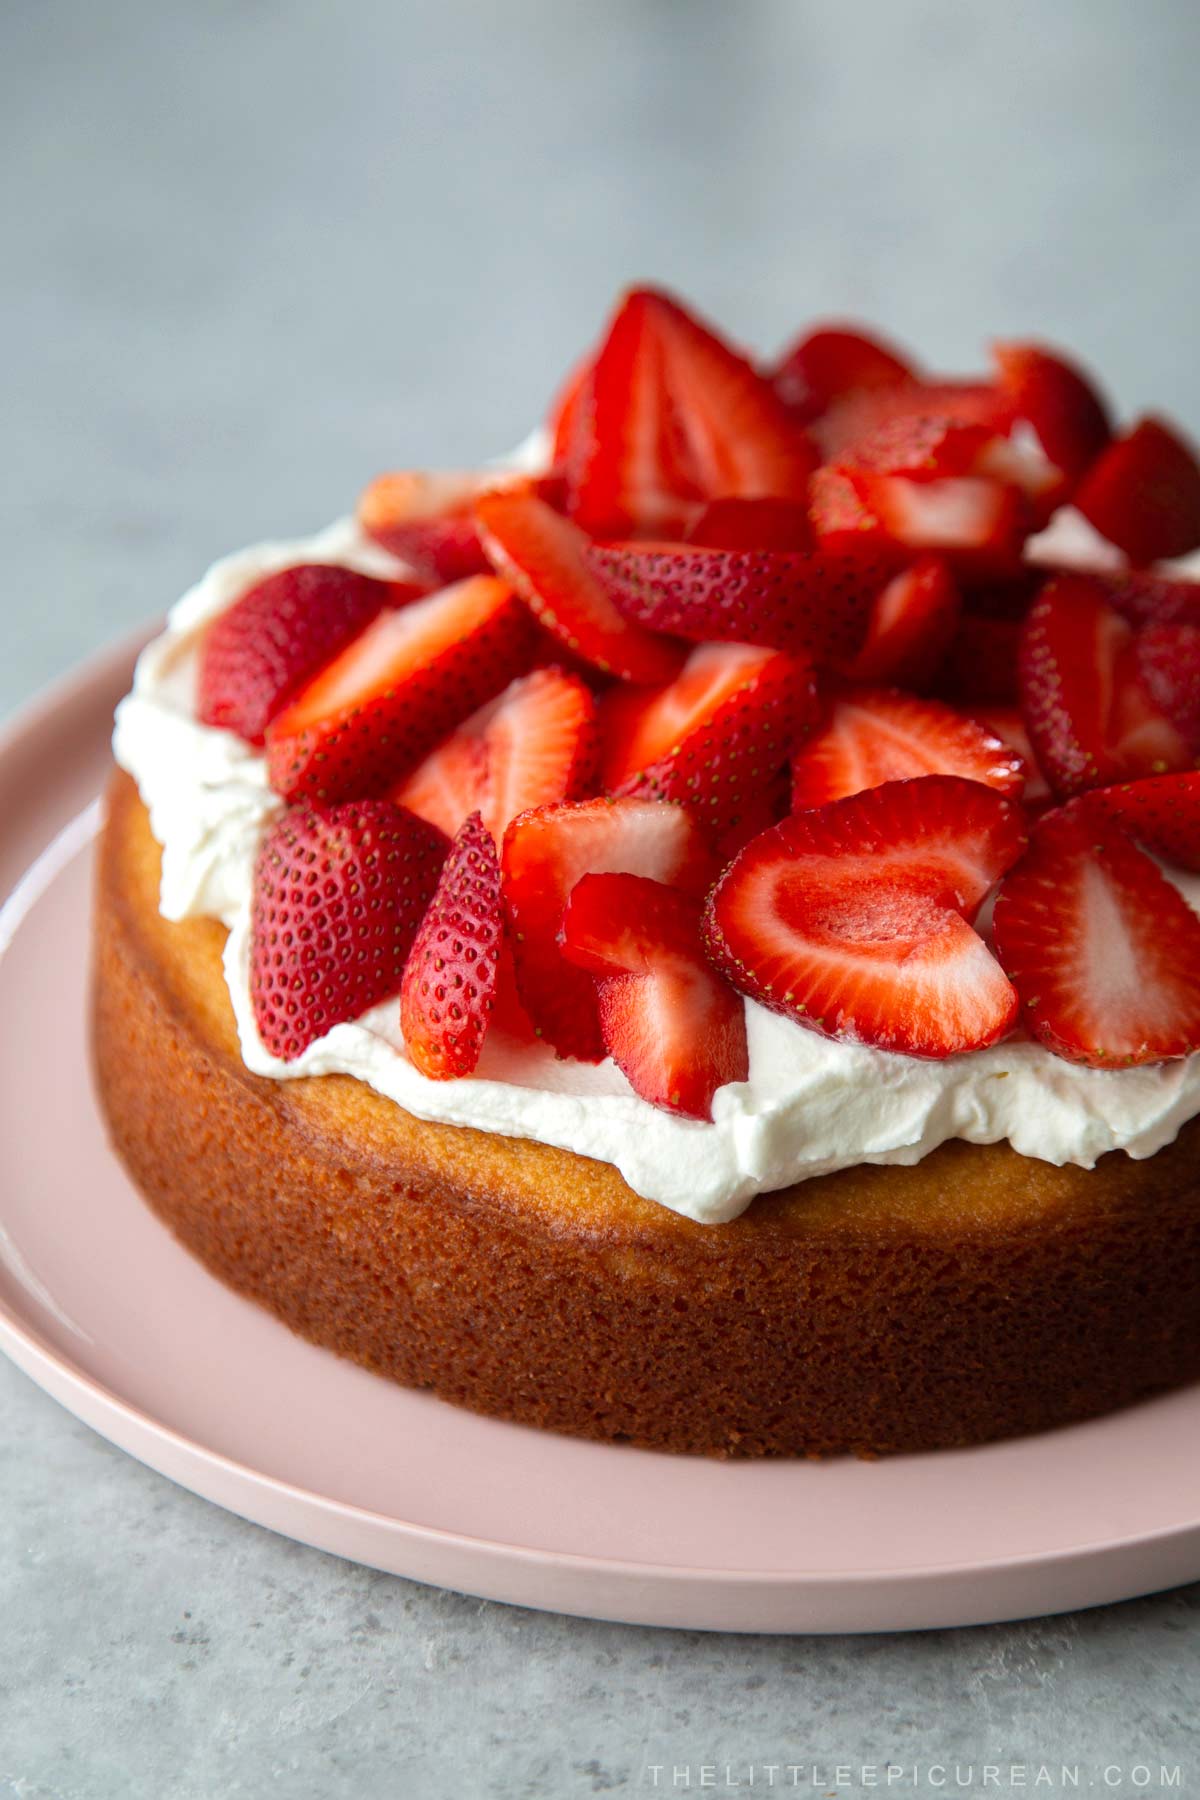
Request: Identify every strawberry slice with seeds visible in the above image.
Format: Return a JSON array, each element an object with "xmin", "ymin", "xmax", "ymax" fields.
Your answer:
[
  {"xmin": 197, "ymin": 564, "xmax": 400, "ymax": 746},
  {"xmin": 771, "ymin": 324, "xmax": 915, "ymax": 422},
  {"xmin": 395, "ymin": 665, "xmax": 599, "ymax": 844},
  {"xmin": 400, "ymin": 812, "xmax": 504, "ymax": 1079},
  {"xmin": 476, "ymin": 488, "xmax": 686, "ymax": 684},
  {"xmin": 558, "ymin": 873, "xmax": 748, "ymax": 1119},
  {"xmin": 266, "ymin": 575, "xmax": 537, "ymax": 804},
  {"xmin": 815, "ymin": 380, "xmax": 1014, "ymax": 462},
  {"xmin": 839, "ymin": 555, "xmax": 961, "ymax": 687},
  {"xmin": 1073, "ymin": 416, "xmax": 1200, "ymax": 565},
  {"xmin": 501, "ymin": 796, "xmax": 716, "ymax": 1061},
  {"xmin": 992, "ymin": 807, "xmax": 1200, "ymax": 1065},
  {"xmin": 250, "ymin": 800, "xmax": 448, "ymax": 1061},
  {"xmin": 1099, "ymin": 570, "xmax": 1200, "ymax": 630},
  {"xmin": 991, "ymin": 341, "xmax": 1112, "ymax": 481},
  {"xmin": 357, "ymin": 470, "xmax": 494, "ymax": 582},
  {"xmin": 1075, "ymin": 771, "xmax": 1200, "ymax": 871},
  {"xmin": 600, "ymin": 642, "xmax": 818, "ymax": 842},
  {"xmin": 811, "ymin": 464, "xmax": 1027, "ymax": 571},
  {"xmin": 586, "ymin": 540, "xmax": 897, "ymax": 666},
  {"xmin": 684, "ymin": 496, "xmax": 813, "ymax": 551},
  {"xmin": 969, "ymin": 705, "xmax": 1053, "ymax": 812},
  {"xmin": 1018, "ymin": 573, "xmax": 1196, "ymax": 796},
  {"xmin": 704, "ymin": 776, "xmax": 1025, "ymax": 1058},
  {"xmin": 566, "ymin": 286, "xmax": 818, "ymax": 538},
  {"xmin": 790, "ymin": 687, "xmax": 1026, "ymax": 810},
  {"xmin": 1134, "ymin": 621, "xmax": 1200, "ymax": 750}
]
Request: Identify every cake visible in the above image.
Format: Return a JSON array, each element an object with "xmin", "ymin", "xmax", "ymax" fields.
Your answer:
[{"xmin": 92, "ymin": 288, "xmax": 1200, "ymax": 1456}]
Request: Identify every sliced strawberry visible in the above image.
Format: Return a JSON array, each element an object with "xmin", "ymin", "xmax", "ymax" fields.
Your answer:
[
  {"xmin": 714, "ymin": 766, "xmax": 792, "ymax": 862},
  {"xmin": 566, "ymin": 286, "xmax": 817, "ymax": 538},
  {"xmin": 395, "ymin": 666, "xmax": 598, "ymax": 844},
  {"xmin": 992, "ymin": 807, "xmax": 1200, "ymax": 1066},
  {"xmin": 810, "ymin": 465, "xmax": 1026, "ymax": 570},
  {"xmin": 546, "ymin": 351, "xmax": 594, "ymax": 467},
  {"xmin": 600, "ymin": 643, "xmax": 818, "ymax": 842},
  {"xmin": 586, "ymin": 540, "xmax": 897, "ymax": 666},
  {"xmin": 1018, "ymin": 573, "xmax": 1196, "ymax": 796},
  {"xmin": 1135, "ymin": 621, "xmax": 1200, "ymax": 749},
  {"xmin": 684, "ymin": 496, "xmax": 813, "ymax": 551},
  {"xmin": 789, "ymin": 688, "xmax": 1025, "ymax": 810},
  {"xmin": 400, "ymin": 812, "xmax": 503, "ymax": 1080},
  {"xmin": 839, "ymin": 555, "xmax": 961, "ymax": 687},
  {"xmin": 196, "ymin": 564, "xmax": 399, "ymax": 746},
  {"xmin": 1074, "ymin": 771, "xmax": 1200, "ymax": 872},
  {"xmin": 843, "ymin": 413, "xmax": 996, "ymax": 480},
  {"xmin": 704, "ymin": 776, "xmax": 1024, "ymax": 1058},
  {"xmin": 266, "ymin": 575, "xmax": 536, "ymax": 804},
  {"xmin": 969, "ymin": 705, "xmax": 1053, "ymax": 812},
  {"xmin": 1073, "ymin": 416, "xmax": 1200, "ymax": 565},
  {"xmin": 815, "ymin": 380, "xmax": 1013, "ymax": 462},
  {"xmin": 250, "ymin": 800, "xmax": 448, "ymax": 1061},
  {"xmin": 1100, "ymin": 570, "xmax": 1200, "ymax": 630},
  {"xmin": 771, "ymin": 324, "xmax": 915, "ymax": 421},
  {"xmin": 476, "ymin": 489, "xmax": 685, "ymax": 684},
  {"xmin": 991, "ymin": 341, "xmax": 1112, "ymax": 481},
  {"xmin": 357, "ymin": 471, "xmax": 493, "ymax": 582},
  {"xmin": 501, "ymin": 796, "xmax": 715, "ymax": 1061},
  {"xmin": 558, "ymin": 873, "xmax": 748, "ymax": 1119}
]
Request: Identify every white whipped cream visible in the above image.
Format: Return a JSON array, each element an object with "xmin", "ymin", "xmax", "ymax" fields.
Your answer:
[{"xmin": 112, "ymin": 512, "xmax": 1200, "ymax": 1225}]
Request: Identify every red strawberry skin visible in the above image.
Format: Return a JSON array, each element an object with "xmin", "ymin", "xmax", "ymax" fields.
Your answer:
[
  {"xmin": 991, "ymin": 341, "xmax": 1112, "ymax": 481},
  {"xmin": 266, "ymin": 576, "xmax": 536, "ymax": 805},
  {"xmin": 1073, "ymin": 416, "xmax": 1200, "ymax": 565},
  {"xmin": 684, "ymin": 496, "xmax": 813, "ymax": 551},
  {"xmin": 1135, "ymin": 621, "xmax": 1200, "ymax": 750},
  {"xmin": 501, "ymin": 796, "xmax": 716, "ymax": 1061},
  {"xmin": 476, "ymin": 489, "xmax": 686, "ymax": 685},
  {"xmin": 197, "ymin": 564, "xmax": 397, "ymax": 746},
  {"xmin": 992, "ymin": 807, "xmax": 1200, "ymax": 1066},
  {"xmin": 1019, "ymin": 574, "xmax": 1196, "ymax": 797},
  {"xmin": 839, "ymin": 555, "xmax": 961, "ymax": 688},
  {"xmin": 250, "ymin": 800, "xmax": 448, "ymax": 1061},
  {"xmin": 559, "ymin": 872, "xmax": 748, "ymax": 1119},
  {"xmin": 586, "ymin": 541, "xmax": 897, "ymax": 666},
  {"xmin": 1075, "ymin": 772, "xmax": 1200, "ymax": 872},
  {"xmin": 771, "ymin": 324, "xmax": 914, "ymax": 421},
  {"xmin": 400, "ymin": 812, "xmax": 503, "ymax": 1079},
  {"xmin": 704, "ymin": 776, "xmax": 1025, "ymax": 1058},
  {"xmin": 358, "ymin": 471, "xmax": 493, "ymax": 582},
  {"xmin": 790, "ymin": 687, "xmax": 1025, "ymax": 810},
  {"xmin": 601, "ymin": 643, "xmax": 819, "ymax": 843}
]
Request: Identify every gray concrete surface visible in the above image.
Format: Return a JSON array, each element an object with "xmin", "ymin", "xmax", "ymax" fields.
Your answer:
[{"xmin": 3, "ymin": 2, "xmax": 1200, "ymax": 1794}]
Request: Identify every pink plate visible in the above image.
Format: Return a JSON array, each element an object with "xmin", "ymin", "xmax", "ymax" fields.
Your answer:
[{"xmin": 3, "ymin": 632, "xmax": 1200, "ymax": 1634}]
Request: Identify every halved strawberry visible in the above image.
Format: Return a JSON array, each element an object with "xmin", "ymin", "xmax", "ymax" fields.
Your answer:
[
  {"xmin": 558, "ymin": 872, "xmax": 748, "ymax": 1119},
  {"xmin": 249, "ymin": 800, "xmax": 448, "ymax": 1061},
  {"xmin": 992, "ymin": 807, "xmax": 1200, "ymax": 1065},
  {"xmin": 1074, "ymin": 772, "xmax": 1200, "ymax": 872},
  {"xmin": 704, "ymin": 776, "xmax": 1025, "ymax": 1058},
  {"xmin": 771, "ymin": 324, "xmax": 915, "ymax": 422},
  {"xmin": 1018, "ymin": 573, "xmax": 1196, "ymax": 796},
  {"xmin": 476, "ymin": 489, "xmax": 686, "ymax": 684},
  {"xmin": 357, "ymin": 471, "xmax": 493, "ymax": 582},
  {"xmin": 600, "ymin": 642, "xmax": 818, "ymax": 842},
  {"xmin": 565, "ymin": 286, "xmax": 818, "ymax": 538},
  {"xmin": 400, "ymin": 812, "xmax": 503, "ymax": 1079},
  {"xmin": 684, "ymin": 496, "xmax": 813, "ymax": 551},
  {"xmin": 839, "ymin": 555, "xmax": 961, "ymax": 687},
  {"xmin": 1073, "ymin": 416, "xmax": 1200, "ymax": 565},
  {"xmin": 586, "ymin": 540, "xmax": 897, "ymax": 666},
  {"xmin": 789, "ymin": 688, "xmax": 1025, "ymax": 810},
  {"xmin": 991, "ymin": 341, "xmax": 1112, "ymax": 481},
  {"xmin": 197, "ymin": 564, "xmax": 400, "ymax": 746},
  {"xmin": 815, "ymin": 380, "xmax": 1014, "ymax": 461},
  {"xmin": 395, "ymin": 666, "xmax": 598, "ymax": 844},
  {"xmin": 811, "ymin": 465, "xmax": 1027, "ymax": 570},
  {"xmin": 501, "ymin": 796, "xmax": 715, "ymax": 1061},
  {"xmin": 266, "ymin": 575, "xmax": 536, "ymax": 804}
]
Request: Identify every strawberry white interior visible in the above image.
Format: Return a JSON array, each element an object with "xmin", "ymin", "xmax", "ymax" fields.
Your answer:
[{"xmin": 111, "ymin": 503, "xmax": 1200, "ymax": 1226}]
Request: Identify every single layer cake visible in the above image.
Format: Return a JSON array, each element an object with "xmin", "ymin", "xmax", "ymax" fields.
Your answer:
[{"xmin": 92, "ymin": 288, "xmax": 1200, "ymax": 1455}]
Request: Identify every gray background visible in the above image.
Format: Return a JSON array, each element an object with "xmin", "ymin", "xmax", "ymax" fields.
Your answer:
[{"xmin": 2, "ymin": 1, "xmax": 1199, "ymax": 1794}]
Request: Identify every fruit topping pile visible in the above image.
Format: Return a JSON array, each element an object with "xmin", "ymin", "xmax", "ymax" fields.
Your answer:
[{"xmin": 197, "ymin": 287, "xmax": 1200, "ymax": 1121}]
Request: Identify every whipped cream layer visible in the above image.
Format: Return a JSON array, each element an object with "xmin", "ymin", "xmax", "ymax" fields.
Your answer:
[{"xmin": 112, "ymin": 514, "xmax": 1200, "ymax": 1225}]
